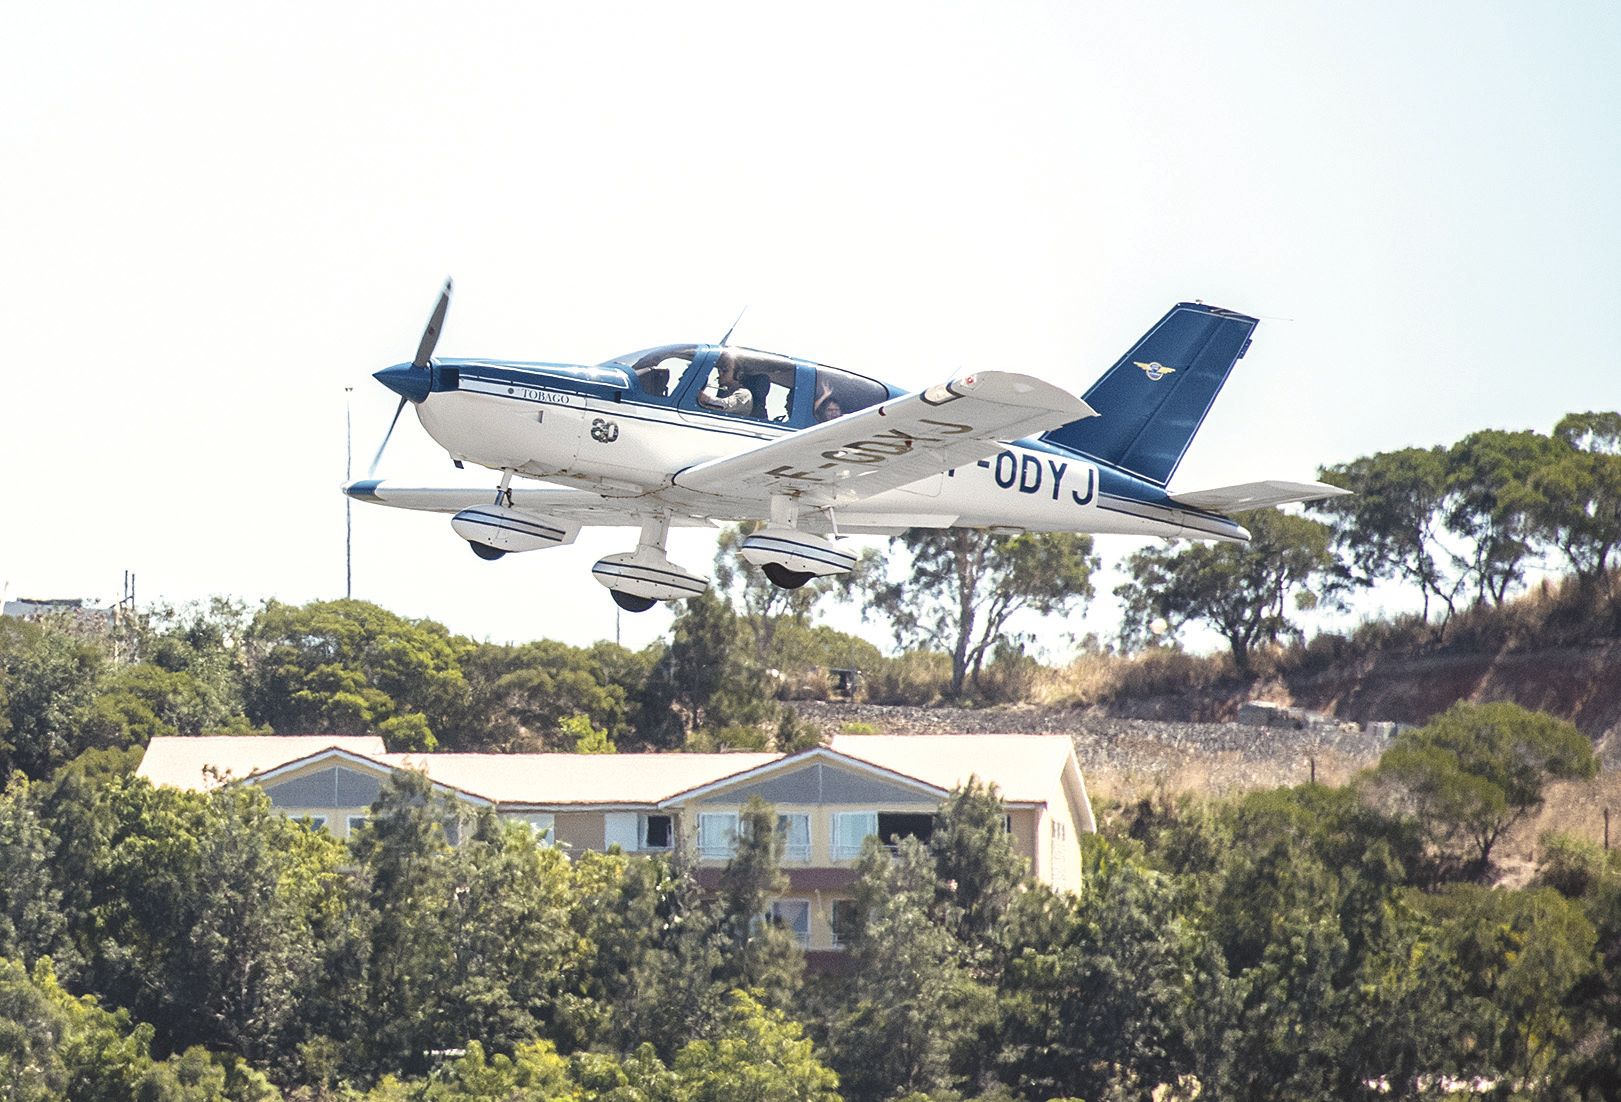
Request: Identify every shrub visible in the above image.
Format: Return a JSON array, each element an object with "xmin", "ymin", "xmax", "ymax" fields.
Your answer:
[{"xmin": 864, "ymin": 652, "xmax": 952, "ymax": 706}]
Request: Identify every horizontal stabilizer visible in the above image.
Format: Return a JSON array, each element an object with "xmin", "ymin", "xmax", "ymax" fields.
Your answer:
[{"xmin": 1169, "ymin": 480, "xmax": 1350, "ymax": 513}]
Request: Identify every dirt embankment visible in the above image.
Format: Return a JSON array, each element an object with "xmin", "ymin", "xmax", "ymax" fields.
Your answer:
[
  {"xmin": 795, "ymin": 641, "xmax": 1621, "ymax": 872},
  {"xmin": 1280, "ymin": 642, "xmax": 1621, "ymax": 741},
  {"xmin": 796, "ymin": 700, "xmax": 1385, "ymax": 801}
]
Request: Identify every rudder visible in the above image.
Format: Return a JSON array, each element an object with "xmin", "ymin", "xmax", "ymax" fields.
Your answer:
[{"xmin": 1042, "ymin": 303, "xmax": 1258, "ymax": 487}]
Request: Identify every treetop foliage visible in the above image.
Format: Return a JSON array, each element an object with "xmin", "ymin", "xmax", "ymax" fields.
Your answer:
[{"xmin": 1, "ymin": 709, "xmax": 1618, "ymax": 1098}]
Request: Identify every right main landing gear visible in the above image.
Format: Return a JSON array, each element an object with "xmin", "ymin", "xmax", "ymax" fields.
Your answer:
[{"xmin": 592, "ymin": 514, "xmax": 710, "ymax": 613}]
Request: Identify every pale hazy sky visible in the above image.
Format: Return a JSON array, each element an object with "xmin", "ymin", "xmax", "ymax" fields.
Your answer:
[{"xmin": 3, "ymin": 1, "xmax": 1618, "ymax": 655}]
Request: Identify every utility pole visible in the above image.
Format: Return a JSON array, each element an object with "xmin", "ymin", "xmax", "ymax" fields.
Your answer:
[{"xmin": 345, "ymin": 387, "xmax": 354, "ymax": 600}]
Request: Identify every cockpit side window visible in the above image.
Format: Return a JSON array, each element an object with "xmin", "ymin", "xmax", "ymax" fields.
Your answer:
[
  {"xmin": 811, "ymin": 366, "xmax": 889, "ymax": 423},
  {"xmin": 687, "ymin": 348, "xmax": 798, "ymax": 422}
]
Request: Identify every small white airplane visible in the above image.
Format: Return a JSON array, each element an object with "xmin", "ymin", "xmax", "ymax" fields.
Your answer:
[{"xmin": 346, "ymin": 283, "xmax": 1346, "ymax": 612}]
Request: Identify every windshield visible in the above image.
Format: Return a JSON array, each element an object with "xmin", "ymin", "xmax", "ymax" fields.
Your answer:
[{"xmin": 601, "ymin": 345, "xmax": 700, "ymax": 399}]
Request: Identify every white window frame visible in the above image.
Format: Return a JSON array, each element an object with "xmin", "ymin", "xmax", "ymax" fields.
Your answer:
[
  {"xmin": 697, "ymin": 812, "xmax": 739, "ymax": 860},
  {"xmin": 604, "ymin": 812, "xmax": 640, "ymax": 852},
  {"xmin": 768, "ymin": 898, "xmax": 812, "ymax": 946},
  {"xmin": 303, "ymin": 814, "xmax": 328, "ymax": 832},
  {"xmin": 832, "ymin": 811, "xmax": 877, "ymax": 861},
  {"xmin": 777, "ymin": 813, "xmax": 811, "ymax": 863},
  {"xmin": 346, "ymin": 814, "xmax": 368, "ymax": 835},
  {"xmin": 640, "ymin": 813, "xmax": 674, "ymax": 851}
]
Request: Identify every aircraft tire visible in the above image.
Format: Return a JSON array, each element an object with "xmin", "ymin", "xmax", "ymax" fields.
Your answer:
[
  {"xmin": 469, "ymin": 542, "xmax": 507, "ymax": 561},
  {"xmin": 762, "ymin": 563, "xmax": 814, "ymax": 590},
  {"xmin": 611, "ymin": 590, "xmax": 658, "ymax": 613}
]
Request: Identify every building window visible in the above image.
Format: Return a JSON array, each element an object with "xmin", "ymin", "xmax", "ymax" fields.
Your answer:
[
  {"xmin": 1003, "ymin": 814, "xmax": 1014, "ymax": 833},
  {"xmin": 642, "ymin": 814, "xmax": 673, "ymax": 850},
  {"xmin": 302, "ymin": 815, "xmax": 328, "ymax": 831},
  {"xmin": 698, "ymin": 813, "xmax": 739, "ymax": 859},
  {"xmin": 777, "ymin": 813, "xmax": 811, "ymax": 862},
  {"xmin": 768, "ymin": 899, "xmax": 811, "ymax": 946},
  {"xmin": 346, "ymin": 814, "xmax": 368, "ymax": 835},
  {"xmin": 512, "ymin": 813, "xmax": 555, "ymax": 844},
  {"xmin": 877, "ymin": 812, "xmax": 933, "ymax": 847},
  {"xmin": 832, "ymin": 811, "xmax": 877, "ymax": 860},
  {"xmin": 1050, "ymin": 820, "xmax": 1067, "ymax": 843},
  {"xmin": 830, "ymin": 899, "xmax": 858, "ymax": 948}
]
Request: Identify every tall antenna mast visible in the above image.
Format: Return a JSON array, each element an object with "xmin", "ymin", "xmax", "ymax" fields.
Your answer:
[{"xmin": 345, "ymin": 387, "xmax": 354, "ymax": 599}]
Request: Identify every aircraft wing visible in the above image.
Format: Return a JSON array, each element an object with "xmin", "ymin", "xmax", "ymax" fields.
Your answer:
[
  {"xmin": 671, "ymin": 371, "xmax": 1095, "ymax": 507},
  {"xmin": 1168, "ymin": 479, "xmax": 1350, "ymax": 513},
  {"xmin": 341, "ymin": 481, "xmax": 711, "ymax": 527}
]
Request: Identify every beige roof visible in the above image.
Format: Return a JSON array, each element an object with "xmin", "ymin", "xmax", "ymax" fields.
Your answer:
[
  {"xmin": 385, "ymin": 751, "xmax": 779, "ymax": 806},
  {"xmin": 137, "ymin": 735, "xmax": 389, "ymax": 791},
  {"xmin": 136, "ymin": 733, "xmax": 1083, "ymax": 810},
  {"xmin": 828, "ymin": 734, "xmax": 1076, "ymax": 804}
]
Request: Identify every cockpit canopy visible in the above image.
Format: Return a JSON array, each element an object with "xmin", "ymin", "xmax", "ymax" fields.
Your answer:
[{"xmin": 599, "ymin": 344, "xmax": 894, "ymax": 426}]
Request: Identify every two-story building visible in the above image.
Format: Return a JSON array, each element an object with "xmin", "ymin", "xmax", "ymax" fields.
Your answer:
[{"xmin": 137, "ymin": 733, "xmax": 1094, "ymax": 962}]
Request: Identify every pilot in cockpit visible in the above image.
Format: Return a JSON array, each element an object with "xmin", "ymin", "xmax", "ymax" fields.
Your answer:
[{"xmin": 697, "ymin": 352, "xmax": 756, "ymax": 416}]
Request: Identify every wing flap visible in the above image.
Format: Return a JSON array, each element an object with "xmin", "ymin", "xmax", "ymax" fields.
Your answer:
[
  {"xmin": 1169, "ymin": 479, "xmax": 1350, "ymax": 513},
  {"xmin": 671, "ymin": 371, "xmax": 1094, "ymax": 507}
]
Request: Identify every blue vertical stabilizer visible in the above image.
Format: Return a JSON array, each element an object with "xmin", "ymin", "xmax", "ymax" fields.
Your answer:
[{"xmin": 1042, "ymin": 303, "xmax": 1259, "ymax": 487}]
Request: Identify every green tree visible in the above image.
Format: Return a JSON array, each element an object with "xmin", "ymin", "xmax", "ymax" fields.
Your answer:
[
  {"xmin": 0, "ymin": 617, "xmax": 108, "ymax": 778},
  {"xmin": 1372, "ymin": 701, "xmax": 1597, "ymax": 876},
  {"xmin": 1313, "ymin": 446, "xmax": 1458, "ymax": 626},
  {"xmin": 998, "ymin": 850, "xmax": 1231, "ymax": 1102},
  {"xmin": 0, "ymin": 957, "xmax": 154, "ymax": 1102},
  {"xmin": 460, "ymin": 640, "xmax": 642, "ymax": 752},
  {"xmin": 928, "ymin": 780, "xmax": 1027, "ymax": 954},
  {"xmin": 563, "ymin": 850, "xmax": 724, "ymax": 1059},
  {"xmin": 865, "ymin": 530, "xmax": 1097, "ymax": 698},
  {"xmin": 0, "ymin": 775, "xmax": 78, "ymax": 976},
  {"xmin": 674, "ymin": 991, "xmax": 840, "ymax": 1102},
  {"xmin": 244, "ymin": 600, "xmax": 471, "ymax": 750},
  {"xmin": 1420, "ymin": 885, "xmax": 1597, "ymax": 1092},
  {"xmin": 713, "ymin": 799, "xmax": 801, "ymax": 1008},
  {"xmin": 1516, "ymin": 411, "xmax": 1621, "ymax": 592},
  {"xmin": 121, "ymin": 599, "xmax": 257, "ymax": 736},
  {"xmin": 645, "ymin": 594, "xmax": 777, "ymax": 742},
  {"xmin": 346, "ymin": 769, "xmax": 463, "ymax": 1076},
  {"xmin": 561, "ymin": 850, "xmax": 721, "ymax": 1058},
  {"xmin": 1443, "ymin": 428, "xmax": 1562, "ymax": 606},
  {"xmin": 61, "ymin": 775, "xmax": 341, "ymax": 1069},
  {"xmin": 1116, "ymin": 509, "xmax": 1336, "ymax": 673},
  {"xmin": 833, "ymin": 838, "xmax": 989, "ymax": 1100},
  {"xmin": 414, "ymin": 1038, "xmax": 574, "ymax": 1102},
  {"xmin": 436, "ymin": 813, "xmax": 585, "ymax": 1059}
]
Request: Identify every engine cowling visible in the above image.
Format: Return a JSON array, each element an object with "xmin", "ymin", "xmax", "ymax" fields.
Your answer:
[
  {"xmin": 451, "ymin": 506, "xmax": 572, "ymax": 554},
  {"xmin": 739, "ymin": 528, "xmax": 857, "ymax": 578},
  {"xmin": 591, "ymin": 549, "xmax": 709, "ymax": 604}
]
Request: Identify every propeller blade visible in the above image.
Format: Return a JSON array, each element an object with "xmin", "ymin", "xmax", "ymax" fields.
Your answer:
[
  {"xmin": 413, "ymin": 278, "xmax": 453, "ymax": 368},
  {"xmin": 368, "ymin": 396, "xmax": 408, "ymax": 477}
]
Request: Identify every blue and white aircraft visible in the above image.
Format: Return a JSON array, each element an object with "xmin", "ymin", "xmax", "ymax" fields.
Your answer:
[{"xmin": 346, "ymin": 282, "xmax": 1346, "ymax": 612}]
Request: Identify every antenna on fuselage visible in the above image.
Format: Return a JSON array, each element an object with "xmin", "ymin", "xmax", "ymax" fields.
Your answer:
[{"xmin": 718, "ymin": 306, "xmax": 749, "ymax": 347}]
